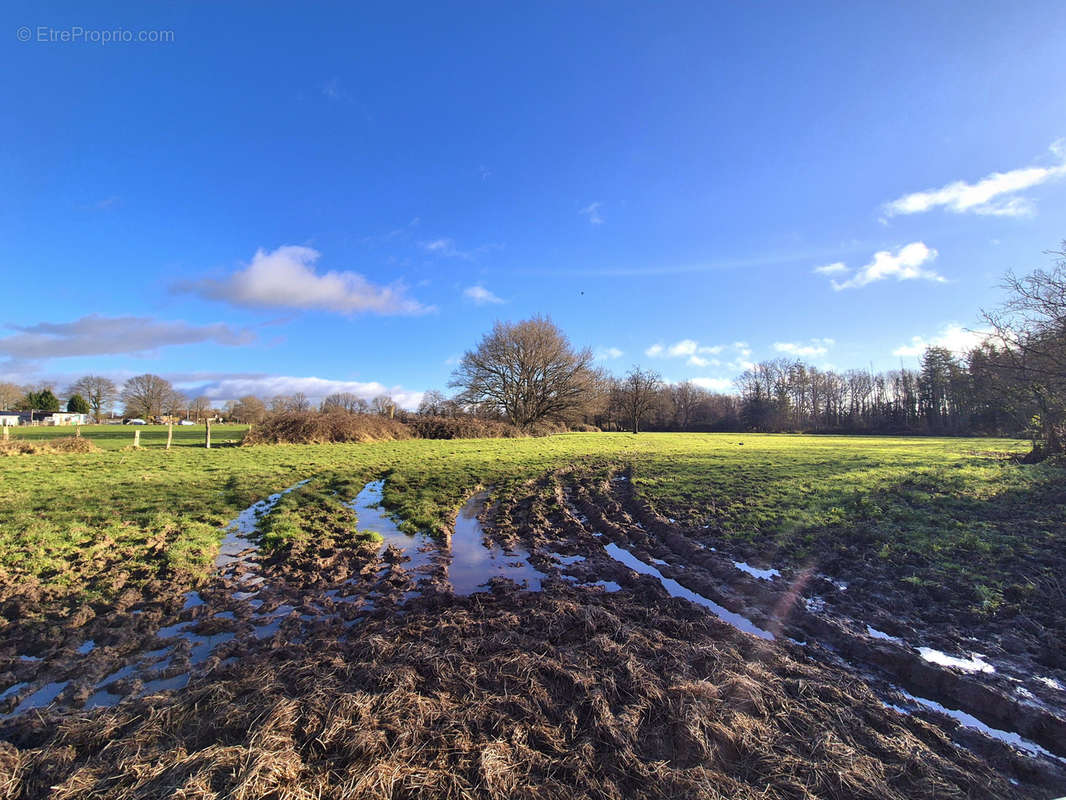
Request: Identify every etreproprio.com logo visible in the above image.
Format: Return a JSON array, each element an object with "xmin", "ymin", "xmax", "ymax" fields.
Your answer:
[{"xmin": 16, "ymin": 25, "xmax": 175, "ymax": 44}]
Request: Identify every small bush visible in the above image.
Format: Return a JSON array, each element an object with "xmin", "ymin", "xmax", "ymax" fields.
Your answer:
[
  {"xmin": 243, "ymin": 411, "xmax": 413, "ymax": 445},
  {"xmin": 407, "ymin": 416, "xmax": 521, "ymax": 440}
]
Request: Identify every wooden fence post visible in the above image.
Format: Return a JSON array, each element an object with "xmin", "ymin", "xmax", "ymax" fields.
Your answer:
[
  {"xmin": 75, "ymin": 425, "xmax": 81, "ymax": 438},
  {"xmin": 166, "ymin": 423, "xmax": 173, "ymax": 450},
  {"xmin": 133, "ymin": 429, "xmax": 141, "ymax": 448},
  {"xmin": 205, "ymin": 419, "xmax": 212, "ymax": 450},
  {"xmin": 2, "ymin": 426, "xmax": 8, "ymax": 441}
]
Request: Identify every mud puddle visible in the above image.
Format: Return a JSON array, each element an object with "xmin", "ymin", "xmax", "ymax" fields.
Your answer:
[
  {"xmin": 447, "ymin": 492, "xmax": 546, "ymax": 595},
  {"xmin": 345, "ymin": 480, "xmax": 438, "ymax": 575}
]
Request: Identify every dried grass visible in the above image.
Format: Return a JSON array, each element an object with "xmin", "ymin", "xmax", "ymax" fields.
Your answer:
[{"xmin": 0, "ymin": 590, "xmax": 1021, "ymax": 800}]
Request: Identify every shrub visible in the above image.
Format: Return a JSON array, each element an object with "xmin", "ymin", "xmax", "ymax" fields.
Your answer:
[
  {"xmin": 243, "ymin": 411, "xmax": 413, "ymax": 445},
  {"xmin": 407, "ymin": 416, "xmax": 521, "ymax": 440}
]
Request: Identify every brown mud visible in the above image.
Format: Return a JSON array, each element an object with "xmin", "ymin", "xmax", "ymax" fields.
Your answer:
[{"xmin": 0, "ymin": 469, "xmax": 1063, "ymax": 798}]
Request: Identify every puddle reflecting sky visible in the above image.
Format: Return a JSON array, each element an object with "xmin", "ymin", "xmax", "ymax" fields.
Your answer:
[{"xmin": 448, "ymin": 492, "xmax": 546, "ymax": 595}]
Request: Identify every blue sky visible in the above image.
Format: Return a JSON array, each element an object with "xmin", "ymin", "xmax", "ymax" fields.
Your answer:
[{"xmin": 3, "ymin": 1, "xmax": 1066, "ymax": 407}]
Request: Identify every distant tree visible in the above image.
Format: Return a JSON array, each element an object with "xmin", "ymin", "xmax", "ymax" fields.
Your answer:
[
  {"xmin": 190, "ymin": 396, "xmax": 212, "ymax": 422},
  {"xmin": 121, "ymin": 374, "xmax": 174, "ymax": 419},
  {"xmin": 982, "ymin": 244, "xmax": 1066, "ymax": 456},
  {"xmin": 66, "ymin": 393, "xmax": 90, "ymax": 414},
  {"xmin": 450, "ymin": 316, "xmax": 594, "ymax": 429},
  {"xmin": 290, "ymin": 392, "xmax": 311, "ymax": 412},
  {"xmin": 670, "ymin": 381, "xmax": 702, "ymax": 430},
  {"xmin": 617, "ymin": 367, "xmax": 663, "ymax": 434},
  {"xmin": 165, "ymin": 390, "xmax": 189, "ymax": 419},
  {"xmin": 24, "ymin": 388, "xmax": 60, "ymax": 412},
  {"xmin": 68, "ymin": 375, "xmax": 118, "ymax": 421},
  {"xmin": 0, "ymin": 382, "xmax": 23, "ymax": 411},
  {"xmin": 321, "ymin": 392, "xmax": 368, "ymax": 413},
  {"xmin": 228, "ymin": 395, "xmax": 267, "ymax": 424},
  {"xmin": 371, "ymin": 394, "xmax": 398, "ymax": 418},
  {"xmin": 417, "ymin": 390, "xmax": 448, "ymax": 416}
]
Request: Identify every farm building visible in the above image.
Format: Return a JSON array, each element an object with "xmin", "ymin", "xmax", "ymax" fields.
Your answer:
[{"xmin": 0, "ymin": 412, "xmax": 21, "ymax": 427}]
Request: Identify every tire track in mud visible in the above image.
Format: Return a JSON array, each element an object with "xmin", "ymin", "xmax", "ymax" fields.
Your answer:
[
  {"xmin": 529, "ymin": 467, "xmax": 1066, "ymax": 786},
  {"xmin": 0, "ymin": 478, "xmax": 409, "ymax": 718}
]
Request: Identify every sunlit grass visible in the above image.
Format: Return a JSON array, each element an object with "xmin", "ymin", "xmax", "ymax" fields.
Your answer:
[{"xmin": 1, "ymin": 432, "xmax": 1058, "ymax": 614}]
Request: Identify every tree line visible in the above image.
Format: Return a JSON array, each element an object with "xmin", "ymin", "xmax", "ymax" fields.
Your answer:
[{"xmin": 3, "ymin": 244, "xmax": 1061, "ymax": 454}]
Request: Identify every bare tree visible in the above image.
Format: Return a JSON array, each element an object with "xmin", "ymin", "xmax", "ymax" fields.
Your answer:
[
  {"xmin": 190, "ymin": 396, "xmax": 212, "ymax": 422},
  {"xmin": 371, "ymin": 394, "xmax": 397, "ymax": 418},
  {"xmin": 982, "ymin": 244, "xmax": 1066, "ymax": 456},
  {"xmin": 290, "ymin": 392, "xmax": 311, "ymax": 412},
  {"xmin": 121, "ymin": 374, "xmax": 174, "ymax": 420},
  {"xmin": 68, "ymin": 375, "xmax": 118, "ymax": 421},
  {"xmin": 227, "ymin": 395, "xmax": 267, "ymax": 423},
  {"xmin": 450, "ymin": 316, "xmax": 594, "ymax": 429},
  {"xmin": 670, "ymin": 381, "xmax": 702, "ymax": 430},
  {"xmin": 322, "ymin": 392, "xmax": 368, "ymax": 413},
  {"xmin": 618, "ymin": 367, "xmax": 663, "ymax": 434},
  {"xmin": 0, "ymin": 382, "xmax": 23, "ymax": 411},
  {"xmin": 417, "ymin": 390, "xmax": 448, "ymax": 416}
]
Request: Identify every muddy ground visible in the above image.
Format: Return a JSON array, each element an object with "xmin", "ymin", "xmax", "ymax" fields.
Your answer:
[{"xmin": 0, "ymin": 468, "xmax": 1064, "ymax": 799}]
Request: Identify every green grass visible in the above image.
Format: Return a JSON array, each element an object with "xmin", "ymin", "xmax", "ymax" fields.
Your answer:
[
  {"xmin": 0, "ymin": 433, "xmax": 1060, "ymax": 617},
  {"xmin": 5, "ymin": 423, "xmax": 249, "ymax": 449}
]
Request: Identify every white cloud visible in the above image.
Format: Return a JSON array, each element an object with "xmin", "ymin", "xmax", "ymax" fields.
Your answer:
[
  {"xmin": 773, "ymin": 338, "xmax": 835, "ymax": 357},
  {"xmin": 647, "ymin": 339, "xmax": 726, "ymax": 360},
  {"xmin": 463, "ymin": 285, "xmax": 504, "ymax": 305},
  {"xmin": 892, "ymin": 324, "xmax": 991, "ymax": 358},
  {"xmin": 813, "ymin": 262, "xmax": 848, "ymax": 276},
  {"xmin": 579, "ymin": 202, "xmax": 604, "ymax": 225},
  {"xmin": 182, "ymin": 246, "xmax": 429, "ymax": 315},
  {"xmin": 691, "ymin": 377, "xmax": 734, "ymax": 393},
  {"xmin": 884, "ymin": 141, "xmax": 1066, "ymax": 218},
  {"xmin": 176, "ymin": 374, "xmax": 424, "ymax": 410},
  {"xmin": 595, "ymin": 346, "xmax": 624, "ymax": 360},
  {"xmin": 0, "ymin": 314, "xmax": 253, "ymax": 360},
  {"xmin": 821, "ymin": 242, "xmax": 944, "ymax": 290}
]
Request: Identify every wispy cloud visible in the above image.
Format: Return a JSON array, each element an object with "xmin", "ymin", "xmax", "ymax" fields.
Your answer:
[
  {"xmin": 463, "ymin": 285, "xmax": 504, "ymax": 305},
  {"xmin": 0, "ymin": 314, "xmax": 253, "ymax": 360},
  {"xmin": 812, "ymin": 262, "xmax": 848, "ymax": 276},
  {"xmin": 883, "ymin": 140, "xmax": 1066, "ymax": 218},
  {"xmin": 419, "ymin": 237, "xmax": 499, "ymax": 260},
  {"xmin": 819, "ymin": 242, "xmax": 944, "ymax": 290},
  {"xmin": 579, "ymin": 202, "xmax": 604, "ymax": 225},
  {"xmin": 892, "ymin": 324, "xmax": 990, "ymax": 358},
  {"xmin": 645, "ymin": 339, "xmax": 750, "ymax": 370},
  {"xmin": 178, "ymin": 245, "xmax": 430, "ymax": 315},
  {"xmin": 773, "ymin": 338, "xmax": 835, "ymax": 357},
  {"xmin": 594, "ymin": 346, "xmax": 624, "ymax": 360}
]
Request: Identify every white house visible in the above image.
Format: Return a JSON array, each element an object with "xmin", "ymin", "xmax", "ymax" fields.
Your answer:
[
  {"xmin": 0, "ymin": 413, "xmax": 20, "ymax": 427},
  {"xmin": 45, "ymin": 412, "xmax": 91, "ymax": 426}
]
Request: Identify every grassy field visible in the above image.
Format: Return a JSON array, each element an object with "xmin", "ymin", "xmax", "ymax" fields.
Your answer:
[
  {"xmin": 4, "ymin": 423, "xmax": 249, "ymax": 449},
  {"xmin": 0, "ymin": 432, "xmax": 1060, "ymax": 616}
]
